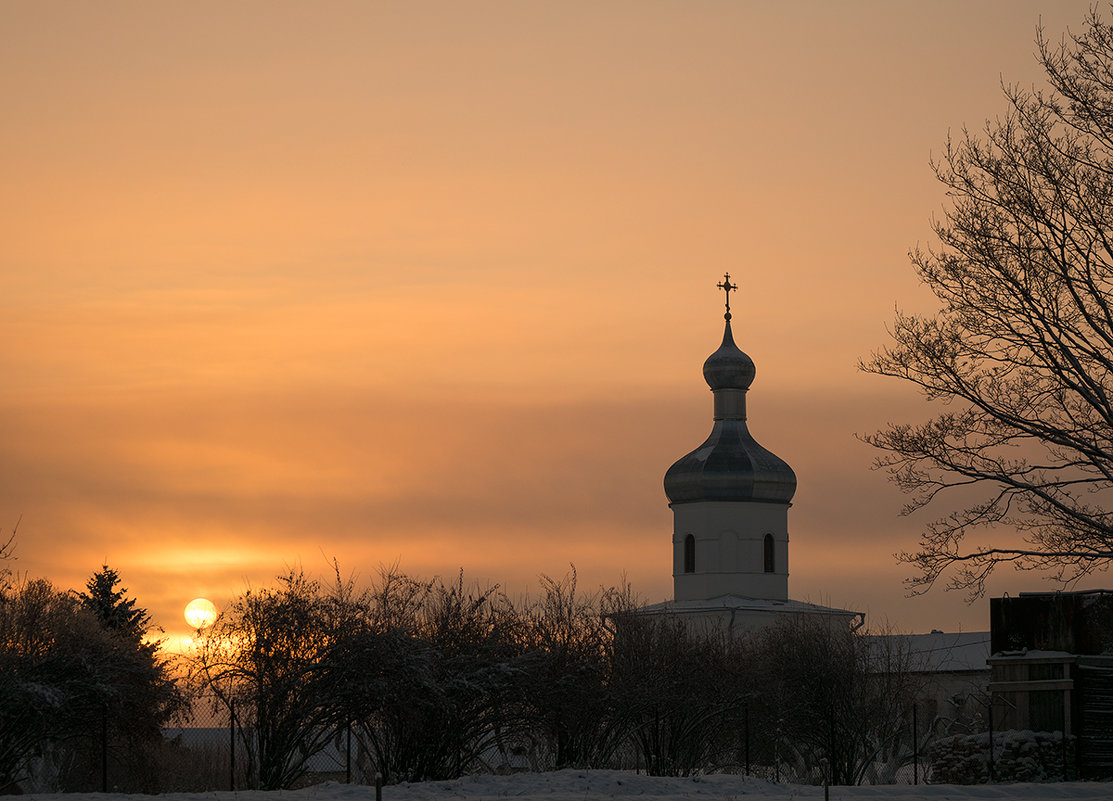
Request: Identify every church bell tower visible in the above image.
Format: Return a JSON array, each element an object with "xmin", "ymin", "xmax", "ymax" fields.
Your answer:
[{"xmin": 663, "ymin": 275, "xmax": 796, "ymax": 602}]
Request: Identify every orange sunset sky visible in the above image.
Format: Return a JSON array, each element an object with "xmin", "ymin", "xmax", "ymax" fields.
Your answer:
[{"xmin": 3, "ymin": 0, "xmax": 1108, "ymax": 648}]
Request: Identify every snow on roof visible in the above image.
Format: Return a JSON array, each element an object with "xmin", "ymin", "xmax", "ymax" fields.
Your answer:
[
  {"xmin": 637, "ymin": 595, "xmax": 860, "ymax": 617},
  {"xmin": 988, "ymin": 649, "xmax": 1076, "ymax": 662}
]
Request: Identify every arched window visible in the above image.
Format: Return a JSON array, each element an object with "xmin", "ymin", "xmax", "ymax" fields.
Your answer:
[
  {"xmin": 683, "ymin": 534, "xmax": 695, "ymax": 573},
  {"xmin": 763, "ymin": 533, "xmax": 775, "ymax": 573}
]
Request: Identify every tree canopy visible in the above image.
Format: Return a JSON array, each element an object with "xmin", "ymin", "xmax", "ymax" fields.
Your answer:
[
  {"xmin": 863, "ymin": 8, "xmax": 1113, "ymax": 598},
  {"xmin": 1, "ymin": 576, "xmax": 181, "ymax": 791}
]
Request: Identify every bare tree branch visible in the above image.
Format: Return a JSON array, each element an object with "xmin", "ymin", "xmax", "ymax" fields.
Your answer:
[{"xmin": 861, "ymin": 8, "xmax": 1113, "ymax": 598}]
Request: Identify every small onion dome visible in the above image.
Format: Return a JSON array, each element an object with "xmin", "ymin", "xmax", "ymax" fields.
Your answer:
[
  {"xmin": 664, "ymin": 320, "xmax": 796, "ymax": 504},
  {"xmin": 702, "ymin": 320, "xmax": 755, "ymax": 390}
]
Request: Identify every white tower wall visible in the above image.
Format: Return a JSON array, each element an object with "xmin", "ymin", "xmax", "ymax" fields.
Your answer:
[{"xmin": 672, "ymin": 500, "xmax": 789, "ymax": 601}]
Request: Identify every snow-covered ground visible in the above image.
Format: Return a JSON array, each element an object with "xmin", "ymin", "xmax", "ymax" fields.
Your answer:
[{"xmin": 21, "ymin": 770, "xmax": 1113, "ymax": 801}]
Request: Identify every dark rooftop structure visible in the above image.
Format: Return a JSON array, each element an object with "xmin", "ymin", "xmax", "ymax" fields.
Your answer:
[
  {"xmin": 989, "ymin": 590, "xmax": 1113, "ymax": 779},
  {"xmin": 992, "ymin": 590, "xmax": 1113, "ymax": 656}
]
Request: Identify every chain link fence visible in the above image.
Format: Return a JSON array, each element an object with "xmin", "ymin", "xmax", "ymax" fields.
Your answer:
[
  {"xmin": 21, "ymin": 700, "xmax": 945, "ymax": 792},
  {"xmin": 160, "ymin": 691, "xmax": 353, "ymax": 792},
  {"xmin": 157, "ymin": 704, "xmax": 934, "ymax": 792}
]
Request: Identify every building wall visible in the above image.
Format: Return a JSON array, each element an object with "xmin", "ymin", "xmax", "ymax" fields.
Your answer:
[
  {"xmin": 635, "ymin": 604, "xmax": 860, "ymax": 640},
  {"xmin": 910, "ymin": 669, "xmax": 990, "ymax": 738},
  {"xmin": 672, "ymin": 500, "xmax": 788, "ymax": 601}
]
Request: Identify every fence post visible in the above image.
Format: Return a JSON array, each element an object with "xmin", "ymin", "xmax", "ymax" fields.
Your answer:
[
  {"xmin": 230, "ymin": 696, "xmax": 236, "ymax": 792},
  {"xmin": 827, "ymin": 707, "xmax": 835, "ymax": 786},
  {"xmin": 345, "ymin": 719, "xmax": 351, "ymax": 784},
  {"xmin": 913, "ymin": 702, "xmax": 919, "ymax": 785},
  {"xmin": 744, "ymin": 703, "xmax": 750, "ymax": 776},
  {"xmin": 101, "ymin": 701, "xmax": 108, "ymax": 793},
  {"xmin": 375, "ymin": 772, "xmax": 383, "ymax": 801},
  {"xmin": 1062, "ymin": 699, "xmax": 1069, "ymax": 781},
  {"xmin": 987, "ymin": 694, "xmax": 995, "ymax": 783},
  {"xmin": 774, "ymin": 724, "xmax": 780, "ymax": 784}
]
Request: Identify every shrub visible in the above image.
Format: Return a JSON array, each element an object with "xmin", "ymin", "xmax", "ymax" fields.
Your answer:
[{"xmin": 930, "ymin": 729, "xmax": 1073, "ymax": 783}]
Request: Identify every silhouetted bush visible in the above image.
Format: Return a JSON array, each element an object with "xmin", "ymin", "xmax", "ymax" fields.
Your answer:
[
  {"xmin": 181, "ymin": 567, "xmax": 922, "ymax": 789},
  {"xmin": 516, "ymin": 570, "xmax": 624, "ymax": 771},
  {"xmin": 748, "ymin": 616, "xmax": 922, "ymax": 786}
]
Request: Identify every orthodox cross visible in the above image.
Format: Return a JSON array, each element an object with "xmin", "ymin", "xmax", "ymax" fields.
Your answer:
[{"xmin": 717, "ymin": 273, "xmax": 738, "ymax": 320}]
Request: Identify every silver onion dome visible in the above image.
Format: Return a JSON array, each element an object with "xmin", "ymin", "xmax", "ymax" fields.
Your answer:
[
  {"xmin": 702, "ymin": 317, "xmax": 755, "ymax": 390},
  {"xmin": 663, "ymin": 318, "xmax": 797, "ymax": 504}
]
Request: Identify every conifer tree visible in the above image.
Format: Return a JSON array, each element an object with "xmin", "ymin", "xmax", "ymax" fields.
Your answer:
[{"xmin": 79, "ymin": 564, "xmax": 150, "ymax": 642}]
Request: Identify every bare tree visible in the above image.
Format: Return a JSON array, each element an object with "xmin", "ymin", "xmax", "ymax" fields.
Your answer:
[
  {"xmin": 339, "ymin": 570, "xmax": 526, "ymax": 784},
  {"xmin": 610, "ymin": 614, "xmax": 745, "ymax": 777},
  {"xmin": 188, "ymin": 569, "xmax": 350, "ymax": 789},
  {"xmin": 862, "ymin": 8, "xmax": 1113, "ymax": 597},
  {"xmin": 518, "ymin": 569, "xmax": 625, "ymax": 770},
  {"xmin": 0, "ymin": 518, "xmax": 18, "ymax": 595},
  {"xmin": 751, "ymin": 616, "xmax": 921, "ymax": 786}
]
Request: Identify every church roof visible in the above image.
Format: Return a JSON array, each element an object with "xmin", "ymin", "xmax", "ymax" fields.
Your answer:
[
  {"xmin": 663, "ymin": 317, "xmax": 796, "ymax": 504},
  {"xmin": 638, "ymin": 595, "xmax": 861, "ymax": 619},
  {"xmin": 636, "ymin": 596, "xmax": 859, "ymax": 627}
]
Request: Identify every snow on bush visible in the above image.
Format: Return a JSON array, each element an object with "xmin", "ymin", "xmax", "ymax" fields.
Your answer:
[{"xmin": 929, "ymin": 730, "xmax": 1073, "ymax": 784}]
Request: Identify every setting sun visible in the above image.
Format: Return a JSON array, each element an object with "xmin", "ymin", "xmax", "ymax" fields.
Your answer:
[{"xmin": 183, "ymin": 597, "xmax": 218, "ymax": 630}]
